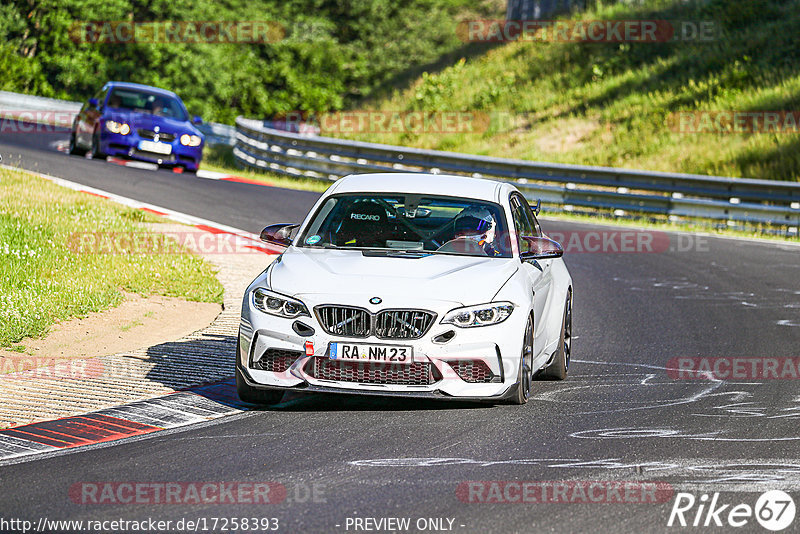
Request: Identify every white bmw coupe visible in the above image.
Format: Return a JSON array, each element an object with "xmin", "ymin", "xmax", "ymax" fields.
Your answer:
[{"xmin": 237, "ymin": 173, "xmax": 572, "ymax": 404}]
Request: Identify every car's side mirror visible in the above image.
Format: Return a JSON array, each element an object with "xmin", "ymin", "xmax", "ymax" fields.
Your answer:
[
  {"xmin": 519, "ymin": 236, "xmax": 563, "ymax": 261},
  {"xmin": 88, "ymin": 98, "xmax": 99, "ymax": 109},
  {"xmin": 192, "ymin": 115, "xmax": 203, "ymax": 125},
  {"xmin": 260, "ymin": 223, "xmax": 299, "ymax": 247}
]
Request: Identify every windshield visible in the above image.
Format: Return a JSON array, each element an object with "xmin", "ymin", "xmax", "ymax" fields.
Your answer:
[
  {"xmin": 105, "ymin": 88, "xmax": 188, "ymax": 121},
  {"xmin": 298, "ymin": 194, "xmax": 512, "ymax": 257}
]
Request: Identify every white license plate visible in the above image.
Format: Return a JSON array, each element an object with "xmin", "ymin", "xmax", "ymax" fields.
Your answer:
[
  {"xmin": 138, "ymin": 140, "xmax": 172, "ymax": 155},
  {"xmin": 329, "ymin": 343, "xmax": 413, "ymax": 364}
]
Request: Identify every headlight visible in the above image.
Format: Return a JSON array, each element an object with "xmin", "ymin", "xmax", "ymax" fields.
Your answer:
[
  {"xmin": 441, "ymin": 302, "xmax": 514, "ymax": 328},
  {"xmin": 252, "ymin": 288, "xmax": 309, "ymax": 319},
  {"xmin": 180, "ymin": 134, "xmax": 202, "ymax": 147},
  {"xmin": 105, "ymin": 120, "xmax": 130, "ymax": 135}
]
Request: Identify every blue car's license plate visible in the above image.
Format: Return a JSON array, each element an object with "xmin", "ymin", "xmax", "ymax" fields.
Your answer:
[{"xmin": 138, "ymin": 140, "xmax": 172, "ymax": 155}]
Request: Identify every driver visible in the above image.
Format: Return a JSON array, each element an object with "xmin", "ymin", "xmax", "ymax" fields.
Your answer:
[
  {"xmin": 150, "ymin": 97, "xmax": 165, "ymax": 116},
  {"xmin": 438, "ymin": 206, "xmax": 498, "ymax": 256}
]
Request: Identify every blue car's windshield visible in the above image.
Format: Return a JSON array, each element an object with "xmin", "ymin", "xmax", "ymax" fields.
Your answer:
[{"xmin": 106, "ymin": 88, "xmax": 188, "ymax": 121}]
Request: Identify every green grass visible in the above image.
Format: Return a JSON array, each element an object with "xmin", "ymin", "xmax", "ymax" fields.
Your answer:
[
  {"xmin": 0, "ymin": 167, "xmax": 224, "ymax": 346},
  {"xmin": 333, "ymin": 0, "xmax": 800, "ymax": 182}
]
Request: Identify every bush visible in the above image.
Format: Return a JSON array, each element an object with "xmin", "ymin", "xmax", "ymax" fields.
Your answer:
[{"xmin": 0, "ymin": 0, "xmax": 497, "ymax": 122}]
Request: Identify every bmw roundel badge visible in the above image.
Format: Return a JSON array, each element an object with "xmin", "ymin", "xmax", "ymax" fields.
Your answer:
[{"xmin": 369, "ymin": 297, "xmax": 382, "ymax": 305}]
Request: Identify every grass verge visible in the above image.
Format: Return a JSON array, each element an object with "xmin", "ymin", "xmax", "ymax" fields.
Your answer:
[
  {"xmin": 336, "ymin": 0, "xmax": 800, "ymax": 182},
  {"xmin": 0, "ymin": 166, "xmax": 224, "ymax": 346}
]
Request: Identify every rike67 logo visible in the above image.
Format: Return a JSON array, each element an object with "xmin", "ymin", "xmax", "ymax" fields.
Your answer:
[{"xmin": 668, "ymin": 491, "xmax": 796, "ymax": 531}]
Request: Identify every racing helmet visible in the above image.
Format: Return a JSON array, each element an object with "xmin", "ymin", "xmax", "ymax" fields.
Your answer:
[{"xmin": 453, "ymin": 206, "xmax": 496, "ymax": 244}]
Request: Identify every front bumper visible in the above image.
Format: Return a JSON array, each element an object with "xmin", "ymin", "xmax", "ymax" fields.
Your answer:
[
  {"xmin": 236, "ymin": 360, "xmax": 518, "ymax": 403},
  {"xmin": 100, "ymin": 131, "xmax": 203, "ymax": 170},
  {"xmin": 238, "ymin": 295, "xmax": 528, "ymax": 401}
]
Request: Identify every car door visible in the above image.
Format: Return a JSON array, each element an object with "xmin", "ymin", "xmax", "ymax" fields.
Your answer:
[{"xmin": 511, "ymin": 194, "xmax": 554, "ymax": 359}]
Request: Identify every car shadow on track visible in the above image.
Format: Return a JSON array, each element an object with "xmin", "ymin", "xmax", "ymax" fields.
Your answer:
[
  {"xmin": 143, "ymin": 335, "xmax": 493, "ymax": 412},
  {"xmin": 260, "ymin": 392, "xmax": 493, "ymax": 412}
]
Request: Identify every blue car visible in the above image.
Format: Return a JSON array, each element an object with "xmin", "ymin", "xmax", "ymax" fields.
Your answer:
[{"xmin": 69, "ymin": 82, "xmax": 204, "ymax": 172}]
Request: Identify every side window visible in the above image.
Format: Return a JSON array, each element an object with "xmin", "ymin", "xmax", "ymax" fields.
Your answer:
[
  {"xmin": 519, "ymin": 197, "xmax": 542, "ymax": 237},
  {"xmin": 96, "ymin": 88, "xmax": 109, "ymax": 108},
  {"xmin": 84, "ymin": 88, "xmax": 107, "ymax": 111},
  {"xmin": 510, "ymin": 195, "xmax": 535, "ymax": 254}
]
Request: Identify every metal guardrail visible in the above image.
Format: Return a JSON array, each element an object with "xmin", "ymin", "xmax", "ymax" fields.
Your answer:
[
  {"xmin": 0, "ymin": 90, "xmax": 83, "ymax": 114},
  {"xmin": 234, "ymin": 117, "xmax": 800, "ymax": 227},
  {"xmin": 0, "ymin": 91, "xmax": 236, "ymax": 146},
  {"xmin": 194, "ymin": 121, "xmax": 237, "ymax": 147}
]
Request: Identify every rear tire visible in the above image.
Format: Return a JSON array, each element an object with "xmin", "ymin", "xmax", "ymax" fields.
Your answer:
[
  {"xmin": 235, "ymin": 346, "xmax": 285, "ymax": 405},
  {"xmin": 68, "ymin": 130, "xmax": 86, "ymax": 156},
  {"xmin": 540, "ymin": 290, "xmax": 572, "ymax": 380},
  {"xmin": 509, "ymin": 316, "xmax": 534, "ymax": 405}
]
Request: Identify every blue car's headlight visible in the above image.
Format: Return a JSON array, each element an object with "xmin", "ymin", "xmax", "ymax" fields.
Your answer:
[
  {"xmin": 441, "ymin": 302, "xmax": 514, "ymax": 328},
  {"xmin": 105, "ymin": 120, "xmax": 130, "ymax": 135},
  {"xmin": 180, "ymin": 134, "xmax": 202, "ymax": 147},
  {"xmin": 252, "ymin": 288, "xmax": 310, "ymax": 319}
]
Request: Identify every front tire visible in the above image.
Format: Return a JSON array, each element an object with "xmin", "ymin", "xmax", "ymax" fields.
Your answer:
[
  {"xmin": 541, "ymin": 290, "xmax": 572, "ymax": 380},
  {"xmin": 235, "ymin": 355, "xmax": 285, "ymax": 405},
  {"xmin": 510, "ymin": 316, "xmax": 534, "ymax": 404},
  {"xmin": 90, "ymin": 128, "xmax": 105, "ymax": 159}
]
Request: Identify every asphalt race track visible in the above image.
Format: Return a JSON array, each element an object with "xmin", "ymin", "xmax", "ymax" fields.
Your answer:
[{"xmin": 1, "ymin": 127, "xmax": 800, "ymax": 533}]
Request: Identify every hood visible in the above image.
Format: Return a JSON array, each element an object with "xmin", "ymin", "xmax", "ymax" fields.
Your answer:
[
  {"xmin": 103, "ymin": 111, "xmax": 200, "ymax": 136},
  {"xmin": 269, "ymin": 248, "xmax": 518, "ymax": 307}
]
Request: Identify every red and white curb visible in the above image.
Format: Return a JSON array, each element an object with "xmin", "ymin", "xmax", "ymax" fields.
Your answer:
[
  {"xmin": 0, "ymin": 165, "xmax": 285, "ymax": 461},
  {"xmin": 196, "ymin": 168, "xmax": 275, "ymax": 187},
  {"xmin": 1, "ymin": 163, "xmax": 282, "ymax": 254},
  {"xmin": 0, "ymin": 379, "xmax": 248, "ymax": 462}
]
